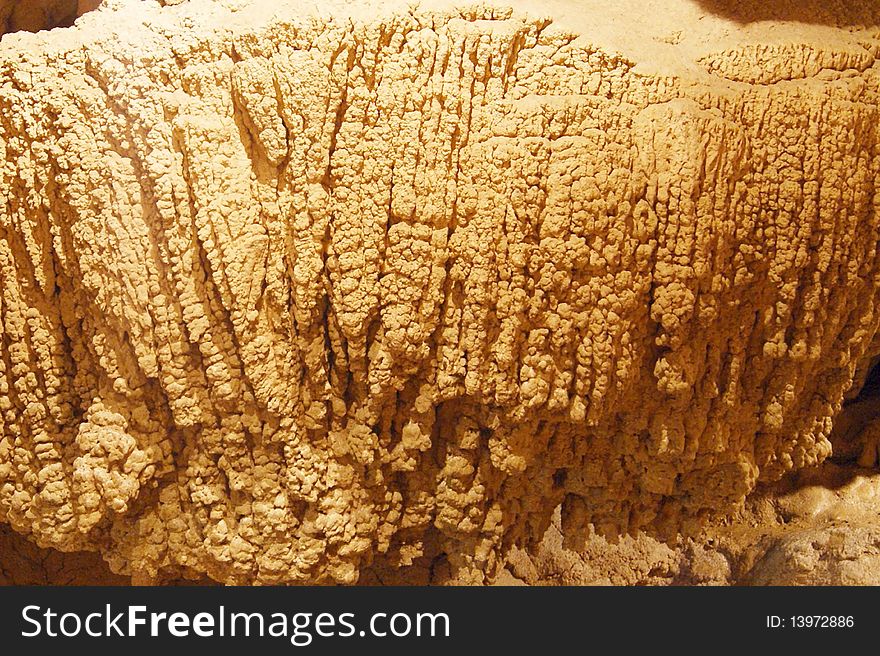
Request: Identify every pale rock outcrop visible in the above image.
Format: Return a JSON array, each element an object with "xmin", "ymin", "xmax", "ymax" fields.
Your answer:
[{"xmin": 1, "ymin": 0, "xmax": 879, "ymax": 584}]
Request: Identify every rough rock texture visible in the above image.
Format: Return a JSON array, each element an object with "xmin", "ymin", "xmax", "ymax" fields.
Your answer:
[
  {"xmin": 505, "ymin": 458, "xmax": 880, "ymax": 586},
  {"xmin": 0, "ymin": 521, "xmax": 127, "ymax": 584},
  {"xmin": 502, "ymin": 389, "xmax": 880, "ymax": 586},
  {"xmin": 1, "ymin": 0, "xmax": 880, "ymax": 585}
]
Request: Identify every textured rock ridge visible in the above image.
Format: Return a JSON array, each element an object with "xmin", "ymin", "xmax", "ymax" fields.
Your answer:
[{"xmin": 1, "ymin": 0, "xmax": 879, "ymax": 584}]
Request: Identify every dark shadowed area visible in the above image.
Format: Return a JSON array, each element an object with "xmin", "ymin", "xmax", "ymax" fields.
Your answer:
[
  {"xmin": 0, "ymin": 0, "xmax": 100, "ymax": 37},
  {"xmin": 0, "ymin": 523, "xmax": 127, "ymax": 585},
  {"xmin": 694, "ymin": 0, "xmax": 880, "ymax": 26}
]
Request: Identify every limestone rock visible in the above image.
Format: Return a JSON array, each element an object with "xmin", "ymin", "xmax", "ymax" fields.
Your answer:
[{"xmin": 1, "ymin": 0, "xmax": 880, "ymax": 584}]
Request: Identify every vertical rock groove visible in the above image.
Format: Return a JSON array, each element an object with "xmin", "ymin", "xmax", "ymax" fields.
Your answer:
[{"xmin": 0, "ymin": 0, "xmax": 879, "ymax": 584}]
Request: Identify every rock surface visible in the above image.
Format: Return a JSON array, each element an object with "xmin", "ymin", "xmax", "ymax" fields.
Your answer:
[
  {"xmin": 506, "ymin": 459, "xmax": 880, "ymax": 586},
  {"xmin": 1, "ymin": 0, "xmax": 880, "ymax": 584}
]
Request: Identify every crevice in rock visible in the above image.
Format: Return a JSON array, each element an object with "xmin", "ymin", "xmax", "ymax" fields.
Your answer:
[
  {"xmin": 0, "ymin": 0, "xmax": 98, "ymax": 37},
  {"xmin": 831, "ymin": 357, "xmax": 880, "ymax": 466}
]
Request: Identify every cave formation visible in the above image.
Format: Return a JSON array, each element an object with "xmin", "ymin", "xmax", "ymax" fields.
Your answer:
[{"xmin": 1, "ymin": 0, "xmax": 880, "ymax": 585}]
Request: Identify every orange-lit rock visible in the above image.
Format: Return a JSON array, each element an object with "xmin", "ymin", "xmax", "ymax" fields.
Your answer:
[{"xmin": 1, "ymin": 0, "xmax": 879, "ymax": 584}]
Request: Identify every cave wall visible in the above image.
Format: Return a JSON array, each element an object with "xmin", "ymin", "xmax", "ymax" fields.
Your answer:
[{"xmin": 0, "ymin": 0, "xmax": 879, "ymax": 584}]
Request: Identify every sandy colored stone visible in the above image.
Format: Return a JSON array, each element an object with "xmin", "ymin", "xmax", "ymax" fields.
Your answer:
[
  {"xmin": 0, "ymin": 0, "xmax": 879, "ymax": 584},
  {"xmin": 508, "ymin": 456, "xmax": 880, "ymax": 586}
]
